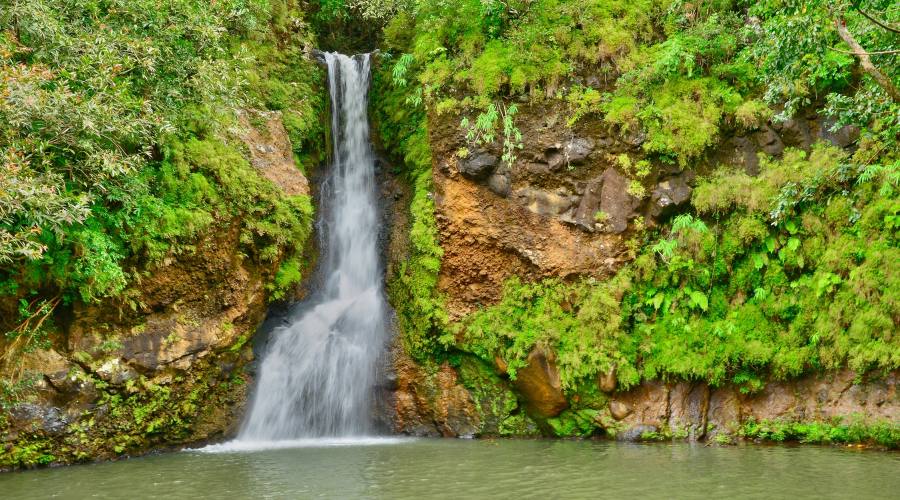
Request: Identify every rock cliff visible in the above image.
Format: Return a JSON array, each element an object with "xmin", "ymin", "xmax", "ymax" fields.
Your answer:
[
  {"xmin": 0, "ymin": 112, "xmax": 313, "ymax": 468},
  {"xmin": 379, "ymin": 93, "xmax": 897, "ymax": 445}
]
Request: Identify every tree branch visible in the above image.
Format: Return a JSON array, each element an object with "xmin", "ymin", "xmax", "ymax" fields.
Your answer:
[
  {"xmin": 831, "ymin": 47, "xmax": 900, "ymax": 55},
  {"xmin": 856, "ymin": 7, "xmax": 900, "ymax": 34},
  {"xmin": 834, "ymin": 17, "xmax": 900, "ymax": 103}
]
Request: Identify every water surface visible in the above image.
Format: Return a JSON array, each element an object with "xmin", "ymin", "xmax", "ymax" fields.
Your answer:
[{"xmin": 2, "ymin": 439, "xmax": 897, "ymax": 499}]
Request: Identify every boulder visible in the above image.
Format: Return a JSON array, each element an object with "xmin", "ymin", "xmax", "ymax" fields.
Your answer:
[
  {"xmin": 617, "ymin": 424, "xmax": 657, "ymax": 441},
  {"xmin": 573, "ymin": 179, "xmax": 603, "ymax": 232},
  {"xmin": 622, "ymin": 128, "xmax": 647, "ymax": 148},
  {"xmin": 564, "ymin": 137, "xmax": 595, "ymax": 164},
  {"xmin": 487, "ymin": 173, "xmax": 511, "ymax": 197},
  {"xmin": 818, "ymin": 118, "xmax": 859, "ymax": 149},
  {"xmin": 19, "ymin": 348, "xmax": 71, "ymax": 388},
  {"xmin": 8, "ymin": 403, "xmax": 70, "ymax": 436},
  {"xmin": 597, "ymin": 168, "xmax": 642, "ymax": 234},
  {"xmin": 544, "ymin": 137, "xmax": 595, "ymax": 169},
  {"xmin": 95, "ymin": 358, "xmax": 138, "ymax": 385},
  {"xmin": 721, "ymin": 136, "xmax": 760, "ymax": 174},
  {"xmin": 525, "ymin": 162, "xmax": 551, "ymax": 176},
  {"xmin": 649, "ymin": 174, "xmax": 693, "ymax": 218},
  {"xmin": 390, "ymin": 344, "xmax": 481, "ymax": 437},
  {"xmin": 774, "ymin": 118, "xmax": 811, "ymax": 148},
  {"xmin": 458, "ymin": 152, "xmax": 498, "ymax": 179},
  {"xmin": 610, "ymin": 400, "xmax": 632, "ymax": 420},
  {"xmin": 513, "ymin": 187, "xmax": 577, "ymax": 217},
  {"xmin": 513, "ymin": 347, "xmax": 568, "ymax": 418}
]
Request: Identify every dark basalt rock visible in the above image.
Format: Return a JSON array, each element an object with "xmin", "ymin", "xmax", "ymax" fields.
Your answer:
[
  {"xmin": 544, "ymin": 137, "xmax": 595, "ymax": 170},
  {"xmin": 564, "ymin": 137, "xmax": 595, "ymax": 164},
  {"xmin": 752, "ymin": 125, "xmax": 784, "ymax": 156},
  {"xmin": 818, "ymin": 118, "xmax": 859, "ymax": 149},
  {"xmin": 650, "ymin": 174, "xmax": 693, "ymax": 218},
  {"xmin": 774, "ymin": 118, "xmax": 812, "ymax": 148},
  {"xmin": 458, "ymin": 152, "xmax": 499, "ymax": 179},
  {"xmin": 573, "ymin": 178, "xmax": 603, "ymax": 232},
  {"xmin": 9, "ymin": 403, "xmax": 71, "ymax": 436}
]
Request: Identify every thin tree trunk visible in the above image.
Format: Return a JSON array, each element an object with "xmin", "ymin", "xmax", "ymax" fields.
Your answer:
[{"xmin": 834, "ymin": 17, "xmax": 900, "ymax": 103}]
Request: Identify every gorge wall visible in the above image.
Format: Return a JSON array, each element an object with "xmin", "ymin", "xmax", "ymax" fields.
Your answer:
[
  {"xmin": 0, "ymin": 110, "xmax": 317, "ymax": 468},
  {"xmin": 374, "ymin": 66, "xmax": 899, "ymax": 444},
  {"xmin": 3, "ymin": 0, "xmax": 899, "ymax": 471}
]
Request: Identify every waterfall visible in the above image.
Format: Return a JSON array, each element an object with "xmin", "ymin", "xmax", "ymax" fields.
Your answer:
[{"xmin": 237, "ymin": 52, "xmax": 388, "ymax": 441}]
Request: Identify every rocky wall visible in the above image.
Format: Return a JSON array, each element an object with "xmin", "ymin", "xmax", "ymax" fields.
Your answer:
[{"xmin": 0, "ymin": 111, "xmax": 313, "ymax": 469}]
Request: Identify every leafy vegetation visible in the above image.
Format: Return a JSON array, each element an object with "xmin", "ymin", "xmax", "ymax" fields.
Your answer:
[
  {"xmin": 372, "ymin": 55, "xmax": 448, "ymax": 360},
  {"xmin": 369, "ymin": 0, "xmax": 899, "ymax": 395},
  {"xmin": 739, "ymin": 416, "xmax": 900, "ymax": 449},
  {"xmin": 453, "ymin": 144, "xmax": 898, "ymax": 393},
  {"xmin": 1, "ymin": 0, "xmax": 325, "ymax": 340}
]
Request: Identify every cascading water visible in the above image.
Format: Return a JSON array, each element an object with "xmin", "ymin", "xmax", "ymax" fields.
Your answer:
[{"xmin": 237, "ymin": 52, "xmax": 388, "ymax": 442}]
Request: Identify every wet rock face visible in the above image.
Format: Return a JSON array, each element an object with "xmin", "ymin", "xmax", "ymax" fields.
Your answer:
[
  {"xmin": 8, "ymin": 404, "xmax": 71, "ymax": 436},
  {"xmin": 388, "ymin": 341, "xmax": 480, "ymax": 437},
  {"xmin": 66, "ymin": 221, "xmax": 268, "ymax": 377},
  {"xmin": 613, "ymin": 370, "xmax": 899, "ymax": 442},
  {"xmin": 427, "ymin": 100, "xmax": 867, "ymax": 322},
  {"xmin": 2, "ymin": 219, "xmax": 270, "ymax": 467},
  {"xmin": 1, "ymin": 110, "xmax": 305, "ymax": 468},
  {"xmin": 389, "ymin": 99, "xmax": 876, "ymax": 442}
]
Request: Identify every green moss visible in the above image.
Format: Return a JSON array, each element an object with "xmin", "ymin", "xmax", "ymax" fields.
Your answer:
[
  {"xmin": 449, "ymin": 143, "xmax": 900, "ymax": 395},
  {"xmin": 1, "ymin": 0, "xmax": 323, "ymax": 313},
  {"xmin": 268, "ymin": 257, "xmax": 307, "ymax": 301},
  {"xmin": 0, "ymin": 353, "xmax": 249, "ymax": 469},
  {"xmin": 458, "ymin": 275, "xmax": 638, "ymax": 390},
  {"xmin": 546, "ymin": 409, "xmax": 602, "ymax": 438},
  {"xmin": 371, "ymin": 57, "xmax": 449, "ymax": 361},
  {"xmin": 739, "ymin": 417, "xmax": 900, "ymax": 449},
  {"xmin": 456, "ymin": 356, "xmax": 538, "ymax": 437}
]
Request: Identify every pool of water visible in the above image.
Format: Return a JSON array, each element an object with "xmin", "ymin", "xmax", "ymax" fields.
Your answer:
[{"xmin": 2, "ymin": 439, "xmax": 897, "ymax": 499}]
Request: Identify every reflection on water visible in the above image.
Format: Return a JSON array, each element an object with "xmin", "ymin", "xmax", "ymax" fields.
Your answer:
[{"xmin": 2, "ymin": 439, "xmax": 898, "ymax": 499}]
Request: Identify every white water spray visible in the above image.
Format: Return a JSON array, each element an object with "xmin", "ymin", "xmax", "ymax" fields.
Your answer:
[{"xmin": 236, "ymin": 52, "xmax": 388, "ymax": 442}]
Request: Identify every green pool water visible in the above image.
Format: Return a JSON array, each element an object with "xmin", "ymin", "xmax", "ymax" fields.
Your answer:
[{"xmin": 2, "ymin": 438, "xmax": 897, "ymax": 499}]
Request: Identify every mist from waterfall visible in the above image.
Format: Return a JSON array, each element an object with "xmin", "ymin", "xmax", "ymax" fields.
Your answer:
[{"xmin": 236, "ymin": 52, "xmax": 388, "ymax": 442}]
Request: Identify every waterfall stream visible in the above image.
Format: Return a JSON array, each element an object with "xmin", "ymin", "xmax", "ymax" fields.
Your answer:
[{"xmin": 236, "ymin": 52, "xmax": 389, "ymax": 442}]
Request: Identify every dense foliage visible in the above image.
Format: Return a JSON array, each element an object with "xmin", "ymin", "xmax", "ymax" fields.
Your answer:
[
  {"xmin": 460, "ymin": 146, "xmax": 899, "ymax": 393},
  {"xmin": 369, "ymin": 0, "xmax": 899, "ymax": 395},
  {"xmin": 373, "ymin": 0, "xmax": 898, "ymax": 159},
  {"xmin": 1, "ymin": 1, "xmax": 326, "ymax": 339}
]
